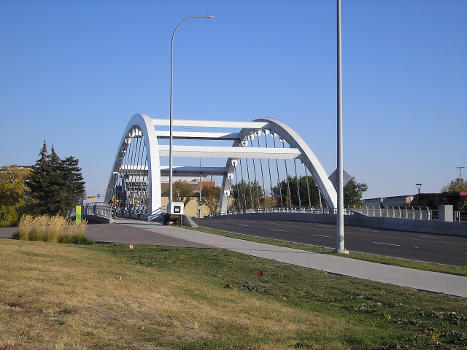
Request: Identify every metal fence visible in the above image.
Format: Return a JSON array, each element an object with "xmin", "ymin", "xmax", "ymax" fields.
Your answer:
[
  {"xmin": 222, "ymin": 206, "xmax": 466, "ymax": 222},
  {"xmin": 354, "ymin": 207, "xmax": 431, "ymax": 220},
  {"xmin": 351, "ymin": 206, "xmax": 466, "ymax": 222},
  {"xmin": 224, "ymin": 207, "xmax": 354, "ymax": 216},
  {"xmin": 67, "ymin": 202, "xmax": 466, "ymax": 222},
  {"xmin": 67, "ymin": 203, "xmax": 113, "ymax": 219}
]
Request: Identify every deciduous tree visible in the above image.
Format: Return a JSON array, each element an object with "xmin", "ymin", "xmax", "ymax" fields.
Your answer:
[
  {"xmin": 441, "ymin": 178, "xmax": 467, "ymax": 193},
  {"xmin": 201, "ymin": 185, "xmax": 221, "ymax": 215},
  {"xmin": 0, "ymin": 166, "xmax": 29, "ymax": 226},
  {"xmin": 343, "ymin": 177, "xmax": 368, "ymax": 208},
  {"xmin": 172, "ymin": 180, "xmax": 194, "ymax": 206}
]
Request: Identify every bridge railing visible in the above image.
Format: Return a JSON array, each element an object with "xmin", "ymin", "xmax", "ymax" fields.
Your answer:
[
  {"xmin": 67, "ymin": 202, "xmax": 113, "ymax": 219},
  {"xmin": 223, "ymin": 207, "xmax": 355, "ymax": 216},
  {"xmin": 221, "ymin": 206, "xmax": 466, "ymax": 222},
  {"xmin": 354, "ymin": 206, "xmax": 432, "ymax": 220}
]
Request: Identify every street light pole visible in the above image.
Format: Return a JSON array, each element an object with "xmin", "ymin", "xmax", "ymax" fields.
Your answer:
[
  {"xmin": 336, "ymin": 0, "xmax": 347, "ymax": 253},
  {"xmin": 416, "ymin": 183, "xmax": 422, "ymax": 206},
  {"xmin": 168, "ymin": 15, "xmax": 214, "ymax": 220},
  {"xmin": 456, "ymin": 166, "xmax": 465, "ymax": 180}
]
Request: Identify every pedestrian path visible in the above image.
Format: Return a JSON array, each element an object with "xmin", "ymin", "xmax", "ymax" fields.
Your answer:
[{"xmin": 116, "ymin": 219, "xmax": 467, "ymax": 298}]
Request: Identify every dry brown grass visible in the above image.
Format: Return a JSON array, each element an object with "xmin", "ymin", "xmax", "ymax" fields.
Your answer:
[
  {"xmin": 17, "ymin": 215, "xmax": 89, "ymax": 244},
  {"xmin": 0, "ymin": 239, "xmax": 353, "ymax": 350}
]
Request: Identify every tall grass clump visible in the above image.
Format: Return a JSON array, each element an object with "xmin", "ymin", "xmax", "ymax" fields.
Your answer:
[{"xmin": 15, "ymin": 215, "xmax": 93, "ymax": 245}]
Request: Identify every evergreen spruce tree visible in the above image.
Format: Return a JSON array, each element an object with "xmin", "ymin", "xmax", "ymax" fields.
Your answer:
[
  {"xmin": 27, "ymin": 141, "xmax": 52, "ymax": 215},
  {"xmin": 63, "ymin": 156, "xmax": 85, "ymax": 207},
  {"xmin": 47, "ymin": 145, "xmax": 69, "ymax": 215},
  {"xmin": 26, "ymin": 142, "xmax": 86, "ymax": 216}
]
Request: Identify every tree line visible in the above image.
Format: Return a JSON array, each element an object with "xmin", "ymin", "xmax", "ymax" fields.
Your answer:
[
  {"xmin": 231, "ymin": 176, "xmax": 368, "ymax": 210},
  {"xmin": 0, "ymin": 142, "xmax": 85, "ymax": 225}
]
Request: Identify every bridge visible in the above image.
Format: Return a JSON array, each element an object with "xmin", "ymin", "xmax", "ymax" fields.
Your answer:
[
  {"xmin": 66, "ymin": 113, "xmax": 465, "ymax": 238},
  {"xmin": 104, "ymin": 114, "xmax": 338, "ymax": 220}
]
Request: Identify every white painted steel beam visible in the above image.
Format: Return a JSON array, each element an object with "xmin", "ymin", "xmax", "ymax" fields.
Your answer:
[
  {"xmin": 107, "ymin": 113, "xmax": 338, "ymax": 220},
  {"xmin": 117, "ymin": 165, "xmax": 228, "ymax": 176},
  {"xmin": 160, "ymin": 166, "xmax": 228, "ymax": 176},
  {"xmin": 153, "ymin": 118, "xmax": 267, "ymax": 129},
  {"xmin": 158, "ymin": 145, "xmax": 300, "ymax": 159},
  {"xmin": 105, "ymin": 114, "xmax": 162, "ymax": 219},
  {"xmin": 155, "ymin": 130, "xmax": 240, "ymax": 140}
]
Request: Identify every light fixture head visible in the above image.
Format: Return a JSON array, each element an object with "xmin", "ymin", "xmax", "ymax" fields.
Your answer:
[{"xmin": 204, "ymin": 15, "xmax": 215, "ymax": 19}]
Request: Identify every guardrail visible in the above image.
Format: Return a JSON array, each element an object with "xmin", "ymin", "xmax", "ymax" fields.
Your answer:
[
  {"xmin": 354, "ymin": 206, "xmax": 466, "ymax": 222},
  {"xmin": 354, "ymin": 207, "xmax": 432, "ymax": 220},
  {"xmin": 67, "ymin": 203, "xmax": 113, "ymax": 219},
  {"xmin": 221, "ymin": 206, "xmax": 466, "ymax": 222},
  {"xmin": 223, "ymin": 207, "xmax": 355, "ymax": 216}
]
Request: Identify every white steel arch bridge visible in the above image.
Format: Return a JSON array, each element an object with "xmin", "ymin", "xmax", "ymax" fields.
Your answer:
[{"xmin": 104, "ymin": 114, "xmax": 337, "ymax": 220}]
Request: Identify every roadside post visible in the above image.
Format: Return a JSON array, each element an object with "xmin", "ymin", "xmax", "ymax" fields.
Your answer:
[{"xmin": 76, "ymin": 205, "xmax": 82, "ymax": 224}]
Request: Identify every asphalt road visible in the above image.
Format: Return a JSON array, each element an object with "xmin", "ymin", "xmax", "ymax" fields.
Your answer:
[{"xmin": 195, "ymin": 217, "xmax": 467, "ymax": 267}]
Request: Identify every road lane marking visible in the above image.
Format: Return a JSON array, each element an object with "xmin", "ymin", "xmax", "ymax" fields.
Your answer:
[
  {"xmin": 240, "ymin": 224, "xmax": 249, "ymax": 227},
  {"xmin": 314, "ymin": 234, "xmax": 330, "ymax": 238},
  {"xmin": 372, "ymin": 241, "xmax": 401, "ymax": 247},
  {"xmin": 421, "ymin": 235, "xmax": 438, "ymax": 239},
  {"xmin": 271, "ymin": 229, "xmax": 285, "ymax": 232}
]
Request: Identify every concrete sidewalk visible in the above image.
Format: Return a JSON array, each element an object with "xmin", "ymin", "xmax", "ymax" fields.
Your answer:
[{"xmin": 118, "ymin": 220, "xmax": 467, "ymax": 298}]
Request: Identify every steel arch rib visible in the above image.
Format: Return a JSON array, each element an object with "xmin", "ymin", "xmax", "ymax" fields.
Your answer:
[
  {"xmin": 104, "ymin": 114, "xmax": 162, "ymax": 219},
  {"xmin": 220, "ymin": 118, "xmax": 337, "ymax": 213}
]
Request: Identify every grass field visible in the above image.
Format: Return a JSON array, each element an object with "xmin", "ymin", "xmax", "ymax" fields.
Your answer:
[
  {"xmin": 188, "ymin": 226, "xmax": 467, "ymax": 276},
  {"xmin": 0, "ymin": 238, "xmax": 465, "ymax": 349}
]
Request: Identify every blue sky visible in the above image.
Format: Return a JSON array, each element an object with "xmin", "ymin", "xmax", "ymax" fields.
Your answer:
[{"xmin": 0, "ymin": 0, "xmax": 465, "ymax": 198}]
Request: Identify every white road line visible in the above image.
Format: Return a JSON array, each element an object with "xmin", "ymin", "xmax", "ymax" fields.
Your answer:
[
  {"xmin": 240, "ymin": 224, "xmax": 249, "ymax": 227},
  {"xmin": 414, "ymin": 246, "xmax": 419, "ymax": 249},
  {"xmin": 372, "ymin": 241, "xmax": 401, "ymax": 247},
  {"xmin": 421, "ymin": 235, "xmax": 438, "ymax": 239},
  {"xmin": 370, "ymin": 230, "xmax": 380, "ymax": 233},
  {"xmin": 314, "ymin": 234, "xmax": 330, "ymax": 238}
]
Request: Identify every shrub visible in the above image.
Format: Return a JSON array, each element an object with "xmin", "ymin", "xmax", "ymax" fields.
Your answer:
[{"xmin": 16, "ymin": 215, "xmax": 93, "ymax": 245}]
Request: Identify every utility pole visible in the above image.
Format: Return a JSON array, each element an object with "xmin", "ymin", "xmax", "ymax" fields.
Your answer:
[
  {"xmin": 416, "ymin": 183, "xmax": 422, "ymax": 206},
  {"xmin": 336, "ymin": 0, "xmax": 347, "ymax": 254}
]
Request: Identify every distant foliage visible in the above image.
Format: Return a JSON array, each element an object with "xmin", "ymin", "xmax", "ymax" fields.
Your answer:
[
  {"xmin": 232, "ymin": 180, "xmax": 265, "ymax": 209},
  {"xmin": 0, "ymin": 166, "xmax": 30, "ymax": 226},
  {"xmin": 272, "ymin": 176, "xmax": 321, "ymax": 208},
  {"xmin": 343, "ymin": 177, "xmax": 368, "ymax": 208},
  {"xmin": 173, "ymin": 180, "xmax": 194, "ymax": 205},
  {"xmin": 442, "ymin": 178, "xmax": 467, "ymax": 193},
  {"xmin": 26, "ymin": 142, "xmax": 85, "ymax": 216},
  {"xmin": 201, "ymin": 185, "xmax": 222, "ymax": 214},
  {"xmin": 270, "ymin": 175, "xmax": 368, "ymax": 208}
]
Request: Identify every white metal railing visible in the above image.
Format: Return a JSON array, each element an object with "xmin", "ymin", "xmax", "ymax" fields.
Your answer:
[
  {"xmin": 221, "ymin": 205, "xmax": 466, "ymax": 222},
  {"xmin": 354, "ymin": 206, "xmax": 431, "ymax": 220},
  {"xmin": 223, "ymin": 206, "xmax": 354, "ymax": 216},
  {"xmin": 67, "ymin": 203, "xmax": 113, "ymax": 219}
]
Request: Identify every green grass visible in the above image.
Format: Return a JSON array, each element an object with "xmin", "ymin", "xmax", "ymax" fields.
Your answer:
[
  {"xmin": 1, "ymin": 239, "xmax": 466, "ymax": 349},
  {"xmin": 187, "ymin": 226, "xmax": 467, "ymax": 276},
  {"xmin": 92, "ymin": 243, "xmax": 467, "ymax": 349}
]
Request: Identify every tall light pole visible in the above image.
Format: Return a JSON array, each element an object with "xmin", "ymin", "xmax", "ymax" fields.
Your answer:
[
  {"xmin": 336, "ymin": 0, "xmax": 347, "ymax": 253},
  {"xmin": 456, "ymin": 166, "xmax": 465, "ymax": 179},
  {"xmin": 168, "ymin": 15, "xmax": 214, "ymax": 219},
  {"xmin": 416, "ymin": 183, "xmax": 422, "ymax": 206}
]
